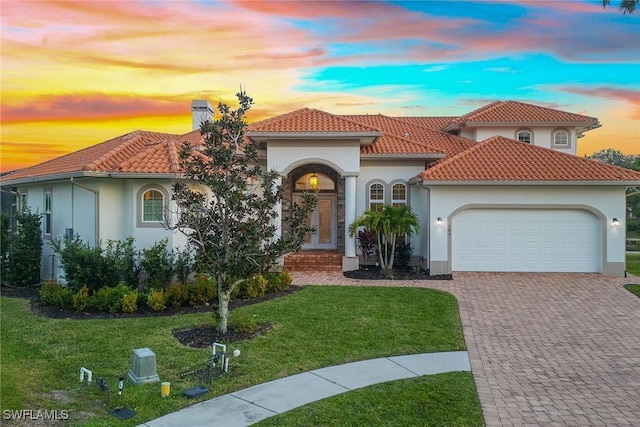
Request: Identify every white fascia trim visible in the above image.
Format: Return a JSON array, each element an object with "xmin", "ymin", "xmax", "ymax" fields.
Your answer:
[
  {"xmin": 246, "ymin": 131, "xmax": 381, "ymax": 146},
  {"xmin": 0, "ymin": 171, "xmax": 109, "ymax": 186},
  {"xmin": 462, "ymin": 121, "xmax": 600, "ymax": 127},
  {"xmin": 361, "ymin": 154, "xmax": 446, "ymax": 160}
]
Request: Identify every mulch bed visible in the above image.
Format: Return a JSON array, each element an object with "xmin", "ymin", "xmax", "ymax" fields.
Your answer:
[
  {"xmin": 0, "ymin": 284, "xmax": 303, "ymax": 321},
  {"xmin": 343, "ymin": 266, "xmax": 452, "ymax": 281},
  {"xmin": 1, "ymin": 269, "xmax": 449, "ymax": 347}
]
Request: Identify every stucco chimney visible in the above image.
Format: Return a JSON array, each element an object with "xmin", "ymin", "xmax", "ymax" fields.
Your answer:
[{"xmin": 191, "ymin": 100, "xmax": 214, "ymax": 131}]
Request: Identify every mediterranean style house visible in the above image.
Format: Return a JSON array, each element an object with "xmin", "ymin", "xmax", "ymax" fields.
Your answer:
[{"xmin": 3, "ymin": 99, "xmax": 640, "ymax": 280}]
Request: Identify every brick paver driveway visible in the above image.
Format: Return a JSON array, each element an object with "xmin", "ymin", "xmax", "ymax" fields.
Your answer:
[{"xmin": 293, "ymin": 272, "xmax": 640, "ymax": 426}]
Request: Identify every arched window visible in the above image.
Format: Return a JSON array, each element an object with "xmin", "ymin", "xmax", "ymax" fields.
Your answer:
[
  {"xmin": 516, "ymin": 129, "xmax": 532, "ymax": 144},
  {"xmin": 553, "ymin": 129, "xmax": 569, "ymax": 146},
  {"xmin": 142, "ymin": 189, "xmax": 164, "ymax": 222},
  {"xmin": 369, "ymin": 183, "xmax": 384, "ymax": 212},
  {"xmin": 391, "ymin": 183, "xmax": 407, "ymax": 207}
]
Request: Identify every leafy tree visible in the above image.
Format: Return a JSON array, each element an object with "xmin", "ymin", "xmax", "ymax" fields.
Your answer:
[
  {"xmin": 589, "ymin": 148, "xmax": 634, "ymax": 168},
  {"xmin": 171, "ymin": 90, "xmax": 316, "ymax": 333},
  {"xmin": 5, "ymin": 209, "xmax": 43, "ymax": 286},
  {"xmin": 590, "ymin": 148, "xmax": 640, "ymax": 219},
  {"xmin": 349, "ymin": 204, "xmax": 420, "ymax": 272},
  {"xmin": 602, "ymin": 0, "xmax": 638, "ymax": 13}
]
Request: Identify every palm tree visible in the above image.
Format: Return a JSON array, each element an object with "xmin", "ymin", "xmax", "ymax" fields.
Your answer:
[{"xmin": 349, "ymin": 204, "xmax": 420, "ymax": 272}]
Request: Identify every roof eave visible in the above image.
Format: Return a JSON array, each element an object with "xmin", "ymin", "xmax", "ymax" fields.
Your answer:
[
  {"xmin": 456, "ymin": 121, "xmax": 600, "ymax": 127},
  {"xmin": 0, "ymin": 171, "xmax": 109, "ymax": 186},
  {"xmin": 246, "ymin": 131, "xmax": 382, "ymax": 146},
  {"xmin": 361, "ymin": 154, "xmax": 446, "ymax": 160},
  {"xmin": 418, "ymin": 180, "xmax": 640, "ymax": 187}
]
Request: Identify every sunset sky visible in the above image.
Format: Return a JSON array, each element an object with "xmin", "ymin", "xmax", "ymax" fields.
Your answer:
[{"xmin": 1, "ymin": 0, "xmax": 639, "ymax": 173}]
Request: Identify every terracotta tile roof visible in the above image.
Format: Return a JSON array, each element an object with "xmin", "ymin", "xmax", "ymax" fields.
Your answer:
[
  {"xmin": 394, "ymin": 116, "xmax": 458, "ymax": 130},
  {"xmin": 2, "ymin": 130, "xmax": 184, "ymax": 182},
  {"xmin": 418, "ymin": 135, "xmax": 640, "ymax": 183},
  {"xmin": 344, "ymin": 114, "xmax": 474, "ymax": 156},
  {"xmin": 449, "ymin": 100, "xmax": 599, "ymax": 126},
  {"xmin": 247, "ymin": 108, "xmax": 380, "ymax": 133}
]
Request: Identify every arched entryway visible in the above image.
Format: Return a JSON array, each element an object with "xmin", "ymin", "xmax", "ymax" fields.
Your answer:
[{"xmin": 285, "ymin": 164, "xmax": 344, "ymax": 251}]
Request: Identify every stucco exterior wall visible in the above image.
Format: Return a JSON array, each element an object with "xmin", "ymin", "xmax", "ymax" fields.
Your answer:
[
  {"xmin": 267, "ymin": 140, "xmax": 361, "ymax": 175},
  {"xmin": 356, "ymin": 160, "xmax": 427, "ymax": 256},
  {"xmin": 425, "ymin": 185, "xmax": 627, "ymax": 276},
  {"xmin": 472, "ymin": 126, "xmax": 577, "ymax": 154}
]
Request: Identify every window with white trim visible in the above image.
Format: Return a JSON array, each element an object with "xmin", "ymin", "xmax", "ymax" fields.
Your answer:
[
  {"xmin": 369, "ymin": 183, "xmax": 384, "ymax": 212},
  {"xmin": 142, "ymin": 189, "xmax": 164, "ymax": 222},
  {"xmin": 391, "ymin": 183, "xmax": 407, "ymax": 207},
  {"xmin": 553, "ymin": 129, "xmax": 569, "ymax": 146},
  {"xmin": 516, "ymin": 129, "xmax": 532, "ymax": 144},
  {"xmin": 43, "ymin": 189, "xmax": 52, "ymax": 236}
]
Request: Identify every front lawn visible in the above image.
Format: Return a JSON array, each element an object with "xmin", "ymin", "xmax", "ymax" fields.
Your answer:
[
  {"xmin": 256, "ymin": 372, "xmax": 483, "ymax": 427},
  {"xmin": 0, "ymin": 285, "xmax": 477, "ymax": 426},
  {"xmin": 625, "ymin": 284, "xmax": 640, "ymax": 298},
  {"xmin": 627, "ymin": 252, "xmax": 640, "ymax": 276}
]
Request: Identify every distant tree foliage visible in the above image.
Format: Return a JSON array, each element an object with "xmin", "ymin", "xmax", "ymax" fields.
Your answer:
[
  {"xmin": 589, "ymin": 148, "xmax": 640, "ymax": 218},
  {"xmin": 589, "ymin": 148, "xmax": 639, "ymax": 171},
  {"xmin": 602, "ymin": 0, "xmax": 638, "ymax": 13}
]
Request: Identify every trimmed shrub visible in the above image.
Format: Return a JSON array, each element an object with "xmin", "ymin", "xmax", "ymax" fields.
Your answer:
[
  {"xmin": 72, "ymin": 285, "xmax": 90, "ymax": 312},
  {"xmin": 173, "ymin": 247, "xmax": 194, "ymax": 285},
  {"xmin": 395, "ymin": 241, "xmax": 413, "ymax": 269},
  {"xmin": 265, "ymin": 270, "xmax": 292, "ymax": 293},
  {"xmin": 91, "ymin": 283, "xmax": 130, "ymax": 313},
  {"xmin": 6, "ymin": 209, "xmax": 43, "ymax": 286},
  {"xmin": 164, "ymin": 283, "xmax": 188, "ymax": 308},
  {"xmin": 231, "ymin": 313, "xmax": 258, "ymax": 334},
  {"xmin": 103, "ymin": 238, "xmax": 141, "ymax": 289},
  {"xmin": 121, "ymin": 290, "xmax": 138, "ymax": 313},
  {"xmin": 188, "ymin": 275, "xmax": 217, "ymax": 306},
  {"xmin": 39, "ymin": 281, "xmax": 73, "ymax": 310},
  {"xmin": 141, "ymin": 238, "xmax": 173, "ymax": 290},
  {"xmin": 234, "ymin": 274, "xmax": 268, "ymax": 299},
  {"xmin": 147, "ymin": 288, "xmax": 167, "ymax": 312}
]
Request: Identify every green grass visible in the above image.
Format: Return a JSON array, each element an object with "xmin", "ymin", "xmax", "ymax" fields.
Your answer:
[
  {"xmin": 0, "ymin": 286, "xmax": 474, "ymax": 426},
  {"xmin": 627, "ymin": 252, "xmax": 640, "ymax": 276},
  {"xmin": 627, "ymin": 230, "xmax": 640, "ymax": 239},
  {"xmin": 256, "ymin": 372, "xmax": 482, "ymax": 427},
  {"xmin": 624, "ymin": 284, "xmax": 640, "ymax": 298}
]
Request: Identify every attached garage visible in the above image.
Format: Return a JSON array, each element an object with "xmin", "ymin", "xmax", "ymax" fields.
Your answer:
[{"xmin": 452, "ymin": 208, "xmax": 601, "ymax": 273}]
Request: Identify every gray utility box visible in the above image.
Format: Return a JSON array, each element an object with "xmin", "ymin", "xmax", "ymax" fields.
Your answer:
[{"xmin": 128, "ymin": 348, "xmax": 160, "ymax": 385}]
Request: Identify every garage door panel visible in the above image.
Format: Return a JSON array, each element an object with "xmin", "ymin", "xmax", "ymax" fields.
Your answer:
[{"xmin": 452, "ymin": 209, "xmax": 600, "ymax": 273}]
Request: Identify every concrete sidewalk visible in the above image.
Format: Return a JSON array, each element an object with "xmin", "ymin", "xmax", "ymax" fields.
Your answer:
[{"xmin": 139, "ymin": 351, "xmax": 470, "ymax": 427}]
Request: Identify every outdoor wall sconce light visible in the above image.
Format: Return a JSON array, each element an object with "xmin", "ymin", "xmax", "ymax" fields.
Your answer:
[
  {"xmin": 309, "ymin": 173, "xmax": 319, "ymax": 190},
  {"xmin": 436, "ymin": 217, "xmax": 443, "ymax": 226},
  {"xmin": 612, "ymin": 218, "xmax": 619, "ymax": 227}
]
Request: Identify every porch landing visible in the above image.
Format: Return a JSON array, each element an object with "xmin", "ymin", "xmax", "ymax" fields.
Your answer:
[{"xmin": 284, "ymin": 250, "xmax": 343, "ymax": 272}]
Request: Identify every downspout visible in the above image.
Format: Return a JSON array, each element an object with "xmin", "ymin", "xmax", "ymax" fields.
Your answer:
[{"xmin": 70, "ymin": 178, "xmax": 99, "ymax": 245}]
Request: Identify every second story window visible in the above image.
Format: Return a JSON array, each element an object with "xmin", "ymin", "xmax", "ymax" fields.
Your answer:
[
  {"xmin": 516, "ymin": 129, "xmax": 532, "ymax": 144},
  {"xmin": 553, "ymin": 129, "xmax": 569, "ymax": 146}
]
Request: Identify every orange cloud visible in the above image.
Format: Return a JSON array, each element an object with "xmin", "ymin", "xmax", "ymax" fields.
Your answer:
[{"xmin": 557, "ymin": 86, "xmax": 640, "ymax": 120}]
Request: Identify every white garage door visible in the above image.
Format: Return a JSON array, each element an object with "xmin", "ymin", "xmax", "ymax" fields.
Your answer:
[{"xmin": 452, "ymin": 209, "xmax": 601, "ymax": 272}]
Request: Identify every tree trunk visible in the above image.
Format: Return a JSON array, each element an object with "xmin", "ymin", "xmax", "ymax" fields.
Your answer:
[{"xmin": 217, "ymin": 289, "xmax": 231, "ymax": 334}]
